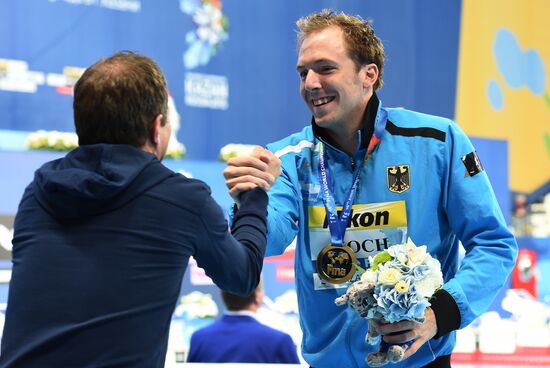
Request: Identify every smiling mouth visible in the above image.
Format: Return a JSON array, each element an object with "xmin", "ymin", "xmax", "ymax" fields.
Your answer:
[{"xmin": 312, "ymin": 96, "xmax": 335, "ymax": 107}]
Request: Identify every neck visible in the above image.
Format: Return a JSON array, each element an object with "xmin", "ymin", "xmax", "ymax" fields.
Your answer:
[
  {"xmin": 325, "ymin": 127, "xmax": 358, "ymax": 156},
  {"xmin": 225, "ymin": 309, "xmax": 257, "ymax": 316},
  {"xmin": 330, "ymin": 93, "xmax": 371, "ymax": 155},
  {"xmin": 312, "ymin": 93, "xmax": 379, "ymax": 157},
  {"xmin": 141, "ymin": 140, "xmax": 162, "ymax": 160}
]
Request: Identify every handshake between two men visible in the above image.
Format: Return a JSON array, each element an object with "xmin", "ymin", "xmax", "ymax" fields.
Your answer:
[{"xmin": 223, "ymin": 146, "xmax": 282, "ymax": 204}]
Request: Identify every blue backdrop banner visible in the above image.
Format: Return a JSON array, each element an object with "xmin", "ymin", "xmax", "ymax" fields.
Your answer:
[{"xmin": 0, "ymin": 0, "xmax": 461, "ymax": 160}]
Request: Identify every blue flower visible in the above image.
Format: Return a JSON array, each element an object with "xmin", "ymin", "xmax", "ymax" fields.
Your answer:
[
  {"xmin": 412, "ymin": 264, "xmax": 431, "ymax": 280},
  {"xmin": 374, "ymin": 280, "xmax": 430, "ymax": 323},
  {"xmin": 379, "ymin": 259, "xmax": 410, "ymax": 275}
]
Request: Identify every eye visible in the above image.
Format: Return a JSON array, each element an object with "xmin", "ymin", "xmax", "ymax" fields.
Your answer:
[
  {"xmin": 319, "ymin": 66, "xmax": 336, "ymax": 74},
  {"xmin": 298, "ymin": 69, "xmax": 308, "ymax": 81}
]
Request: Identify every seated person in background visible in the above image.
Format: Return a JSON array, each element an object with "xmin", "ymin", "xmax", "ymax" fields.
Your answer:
[{"xmin": 187, "ymin": 280, "xmax": 300, "ymax": 364}]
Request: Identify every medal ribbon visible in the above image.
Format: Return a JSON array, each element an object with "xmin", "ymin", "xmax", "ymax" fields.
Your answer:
[{"xmin": 317, "ymin": 108, "xmax": 387, "ymax": 247}]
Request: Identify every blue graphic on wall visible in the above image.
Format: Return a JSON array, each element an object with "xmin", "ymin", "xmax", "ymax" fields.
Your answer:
[
  {"xmin": 488, "ymin": 28, "xmax": 547, "ymax": 110},
  {"xmin": 180, "ymin": 0, "xmax": 229, "ymax": 70}
]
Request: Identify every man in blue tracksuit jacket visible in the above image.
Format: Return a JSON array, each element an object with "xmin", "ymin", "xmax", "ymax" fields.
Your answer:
[
  {"xmin": 225, "ymin": 10, "xmax": 517, "ymax": 368},
  {"xmin": 0, "ymin": 52, "xmax": 280, "ymax": 368}
]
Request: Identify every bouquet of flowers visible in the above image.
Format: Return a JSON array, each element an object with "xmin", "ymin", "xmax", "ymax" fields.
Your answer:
[
  {"xmin": 335, "ymin": 238, "xmax": 443, "ymax": 367},
  {"xmin": 26, "ymin": 130, "xmax": 186, "ymax": 159},
  {"xmin": 174, "ymin": 291, "xmax": 219, "ymax": 319}
]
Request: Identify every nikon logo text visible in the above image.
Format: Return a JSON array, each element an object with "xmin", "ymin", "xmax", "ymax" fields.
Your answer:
[{"xmin": 323, "ymin": 209, "xmax": 389, "ymax": 229}]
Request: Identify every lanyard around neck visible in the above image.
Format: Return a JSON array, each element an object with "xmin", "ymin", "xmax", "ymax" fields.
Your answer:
[{"xmin": 317, "ymin": 108, "xmax": 388, "ymax": 247}]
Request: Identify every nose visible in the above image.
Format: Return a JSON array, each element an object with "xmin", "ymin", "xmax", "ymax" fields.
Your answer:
[{"xmin": 303, "ymin": 70, "xmax": 322, "ymax": 92}]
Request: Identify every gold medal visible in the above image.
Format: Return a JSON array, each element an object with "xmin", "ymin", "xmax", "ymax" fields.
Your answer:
[{"xmin": 316, "ymin": 244, "xmax": 357, "ymax": 284}]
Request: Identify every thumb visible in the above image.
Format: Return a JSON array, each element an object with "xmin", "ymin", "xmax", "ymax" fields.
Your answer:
[
  {"xmin": 250, "ymin": 145, "xmax": 264, "ymax": 158},
  {"xmin": 259, "ymin": 151, "xmax": 272, "ymax": 164}
]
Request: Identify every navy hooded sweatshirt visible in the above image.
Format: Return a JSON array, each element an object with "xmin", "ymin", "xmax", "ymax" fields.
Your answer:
[{"xmin": 0, "ymin": 144, "xmax": 269, "ymax": 368}]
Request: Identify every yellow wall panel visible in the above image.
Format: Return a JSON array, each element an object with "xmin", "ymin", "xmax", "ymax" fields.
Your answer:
[{"xmin": 456, "ymin": 0, "xmax": 550, "ymax": 193}]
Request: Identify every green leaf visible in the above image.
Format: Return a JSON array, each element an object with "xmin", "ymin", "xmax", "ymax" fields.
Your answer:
[
  {"xmin": 371, "ymin": 251, "xmax": 392, "ymax": 271},
  {"xmin": 354, "ymin": 263, "xmax": 366, "ymax": 274}
]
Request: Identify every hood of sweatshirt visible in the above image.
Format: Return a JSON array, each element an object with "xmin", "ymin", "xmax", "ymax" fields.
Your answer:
[{"xmin": 32, "ymin": 144, "xmax": 174, "ymax": 219}]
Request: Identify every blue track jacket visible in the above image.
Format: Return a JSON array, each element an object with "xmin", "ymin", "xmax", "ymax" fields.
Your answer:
[{"xmin": 264, "ymin": 96, "xmax": 518, "ymax": 368}]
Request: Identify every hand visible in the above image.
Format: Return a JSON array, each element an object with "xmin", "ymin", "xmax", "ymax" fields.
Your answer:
[
  {"xmin": 223, "ymin": 146, "xmax": 281, "ymax": 203},
  {"xmin": 370, "ymin": 307, "xmax": 438, "ymax": 360},
  {"xmin": 252, "ymin": 146, "xmax": 282, "ymax": 180}
]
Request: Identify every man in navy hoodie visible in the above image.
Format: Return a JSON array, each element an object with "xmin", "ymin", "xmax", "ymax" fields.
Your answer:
[{"xmin": 0, "ymin": 51, "xmax": 280, "ymax": 368}]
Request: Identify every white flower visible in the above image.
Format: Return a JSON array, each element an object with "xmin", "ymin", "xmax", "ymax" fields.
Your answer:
[
  {"xmin": 426, "ymin": 255, "xmax": 443, "ymax": 273},
  {"xmin": 27, "ymin": 130, "xmax": 48, "ymax": 149},
  {"xmin": 395, "ymin": 280, "xmax": 410, "ymax": 294},
  {"xmin": 174, "ymin": 291, "xmax": 219, "ymax": 319},
  {"xmin": 61, "ymin": 132, "xmax": 78, "ymax": 148},
  {"xmin": 273, "ymin": 290, "xmax": 299, "ymax": 315},
  {"xmin": 47, "ymin": 131, "xmax": 61, "ymax": 147},
  {"xmin": 415, "ymin": 260, "xmax": 443, "ymax": 298},
  {"xmin": 338, "ymin": 237, "xmax": 444, "ymax": 329},
  {"xmin": 165, "ymin": 95, "xmax": 185, "ymax": 160},
  {"xmin": 407, "ymin": 245, "xmax": 428, "ymax": 267},
  {"xmin": 166, "ymin": 139, "xmax": 186, "ymax": 159},
  {"xmin": 0, "ymin": 224, "xmax": 13, "ymax": 252},
  {"xmin": 378, "ymin": 268, "xmax": 402, "ymax": 285},
  {"xmin": 415, "ymin": 277, "xmax": 437, "ymax": 298},
  {"xmin": 27, "ymin": 130, "xmax": 78, "ymax": 151},
  {"xmin": 396, "ymin": 252, "xmax": 408, "ymax": 265},
  {"xmin": 219, "ymin": 143, "xmax": 256, "ymax": 161},
  {"xmin": 361, "ymin": 269, "xmax": 378, "ymax": 285}
]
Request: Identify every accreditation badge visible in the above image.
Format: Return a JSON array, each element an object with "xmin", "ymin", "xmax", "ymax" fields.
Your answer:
[{"xmin": 316, "ymin": 244, "xmax": 357, "ymax": 284}]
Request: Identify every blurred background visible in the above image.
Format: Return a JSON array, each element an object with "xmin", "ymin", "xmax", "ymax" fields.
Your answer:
[{"xmin": 0, "ymin": 0, "xmax": 549, "ymax": 366}]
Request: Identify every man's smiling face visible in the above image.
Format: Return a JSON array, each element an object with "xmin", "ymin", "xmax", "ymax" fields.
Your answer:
[{"xmin": 296, "ymin": 26, "xmax": 371, "ymax": 132}]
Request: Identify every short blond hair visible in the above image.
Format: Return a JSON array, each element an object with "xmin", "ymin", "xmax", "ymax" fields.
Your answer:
[{"xmin": 297, "ymin": 9, "xmax": 385, "ymax": 90}]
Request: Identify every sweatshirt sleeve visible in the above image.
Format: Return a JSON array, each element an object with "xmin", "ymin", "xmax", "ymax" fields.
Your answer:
[
  {"xmin": 264, "ymin": 166, "xmax": 300, "ymax": 256},
  {"xmin": 226, "ymin": 156, "xmax": 301, "ymax": 257},
  {"xmin": 193, "ymin": 187, "xmax": 268, "ymax": 296},
  {"xmin": 438, "ymin": 123, "xmax": 518, "ymax": 332}
]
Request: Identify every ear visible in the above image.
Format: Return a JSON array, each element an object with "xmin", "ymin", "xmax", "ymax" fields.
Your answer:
[
  {"xmin": 149, "ymin": 114, "xmax": 164, "ymax": 145},
  {"xmin": 252, "ymin": 290, "xmax": 262, "ymax": 306},
  {"xmin": 362, "ymin": 63, "xmax": 379, "ymax": 90}
]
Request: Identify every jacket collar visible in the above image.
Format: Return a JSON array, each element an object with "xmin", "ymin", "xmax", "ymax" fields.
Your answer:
[{"xmin": 311, "ymin": 92, "xmax": 379, "ymax": 151}]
